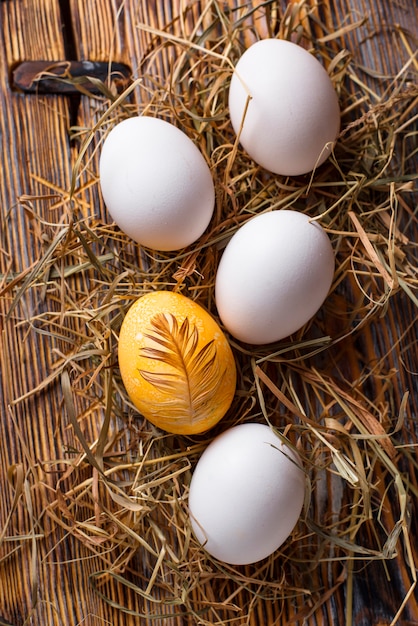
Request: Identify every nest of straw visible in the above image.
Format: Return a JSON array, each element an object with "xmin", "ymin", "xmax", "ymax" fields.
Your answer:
[{"xmin": 4, "ymin": 1, "xmax": 417, "ymax": 624}]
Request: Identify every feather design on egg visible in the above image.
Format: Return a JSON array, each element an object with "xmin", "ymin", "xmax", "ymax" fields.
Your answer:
[
  {"xmin": 138, "ymin": 313, "xmax": 225, "ymax": 425},
  {"xmin": 118, "ymin": 290, "xmax": 236, "ymax": 434}
]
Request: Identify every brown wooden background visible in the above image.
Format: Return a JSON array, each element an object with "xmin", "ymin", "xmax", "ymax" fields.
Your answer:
[{"xmin": 0, "ymin": 1, "xmax": 417, "ymax": 625}]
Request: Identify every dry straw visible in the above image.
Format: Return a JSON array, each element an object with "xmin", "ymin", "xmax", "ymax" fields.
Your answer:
[{"xmin": 2, "ymin": 0, "xmax": 417, "ymax": 624}]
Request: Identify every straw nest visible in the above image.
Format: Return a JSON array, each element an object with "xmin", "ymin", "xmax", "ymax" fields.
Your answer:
[{"xmin": 4, "ymin": 1, "xmax": 417, "ymax": 624}]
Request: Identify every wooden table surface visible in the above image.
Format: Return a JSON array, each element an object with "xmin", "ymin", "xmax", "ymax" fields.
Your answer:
[{"xmin": 0, "ymin": 1, "xmax": 417, "ymax": 625}]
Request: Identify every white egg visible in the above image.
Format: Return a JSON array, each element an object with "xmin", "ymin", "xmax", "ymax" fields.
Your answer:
[
  {"xmin": 189, "ymin": 423, "xmax": 305, "ymax": 565},
  {"xmin": 228, "ymin": 38, "xmax": 341, "ymax": 176},
  {"xmin": 99, "ymin": 116, "xmax": 215, "ymax": 251},
  {"xmin": 215, "ymin": 210, "xmax": 335, "ymax": 344}
]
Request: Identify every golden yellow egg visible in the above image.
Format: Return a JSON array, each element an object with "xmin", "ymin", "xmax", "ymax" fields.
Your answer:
[{"xmin": 118, "ymin": 290, "xmax": 237, "ymax": 435}]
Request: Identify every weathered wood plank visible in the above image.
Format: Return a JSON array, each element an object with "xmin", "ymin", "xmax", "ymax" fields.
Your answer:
[{"xmin": 0, "ymin": 2, "xmax": 105, "ymax": 626}]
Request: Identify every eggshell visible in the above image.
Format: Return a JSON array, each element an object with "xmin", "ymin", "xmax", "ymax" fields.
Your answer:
[
  {"xmin": 99, "ymin": 116, "xmax": 215, "ymax": 251},
  {"xmin": 215, "ymin": 210, "xmax": 335, "ymax": 344},
  {"xmin": 189, "ymin": 423, "xmax": 305, "ymax": 565},
  {"xmin": 228, "ymin": 38, "xmax": 340, "ymax": 176},
  {"xmin": 118, "ymin": 291, "xmax": 236, "ymax": 435}
]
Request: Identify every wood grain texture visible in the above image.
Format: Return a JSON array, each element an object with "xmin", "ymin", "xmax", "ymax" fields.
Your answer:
[
  {"xmin": 0, "ymin": 3, "xmax": 88, "ymax": 625},
  {"xmin": 0, "ymin": 1, "xmax": 417, "ymax": 625}
]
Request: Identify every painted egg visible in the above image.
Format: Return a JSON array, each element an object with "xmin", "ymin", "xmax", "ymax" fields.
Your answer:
[{"xmin": 118, "ymin": 291, "xmax": 236, "ymax": 434}]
